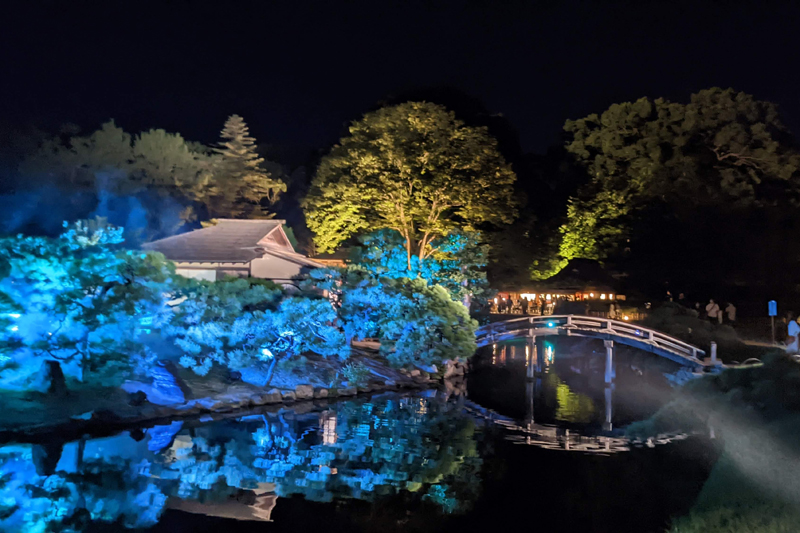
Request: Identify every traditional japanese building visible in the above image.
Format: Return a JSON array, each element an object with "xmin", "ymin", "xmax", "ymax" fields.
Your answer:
[
  {"xmin": 142, "ymin": 219, "xmax": 322, "ymax": 288},
  {"xmin": 494, "ymin": 259, "xmax": 626, "ymax": 314}
]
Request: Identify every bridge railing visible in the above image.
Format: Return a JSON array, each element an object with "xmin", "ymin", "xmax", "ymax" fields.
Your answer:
[{"xmin": 476, "ymin": 315, "xmax": 706, "ymax": 362}]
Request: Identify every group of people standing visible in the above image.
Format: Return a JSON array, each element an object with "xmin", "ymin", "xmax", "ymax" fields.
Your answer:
[{"xmin": 704, "ymin": 299, "xmax": 737, "ymax": 325}]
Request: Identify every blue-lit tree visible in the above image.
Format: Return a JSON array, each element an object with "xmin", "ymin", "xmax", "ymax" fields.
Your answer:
[
  {"xmin": 0, "ymin": 220, "xmax": 178, "ymax": 392},
  {"xmin": 306, "ymin": 267, "xmax": 477, "ymax": 368},
  {"xmin": 166, "ymin": 277, "xmax": 349, "ymax": 379},
  {"xmin": 354, "ymin": 229, "xmax": 492, "ymax": 305}
]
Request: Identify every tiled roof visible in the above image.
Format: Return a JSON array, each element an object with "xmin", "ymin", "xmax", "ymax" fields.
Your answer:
[{"xmin": 142, "ymin": 219, "xmax": 285, "ymax": 262}]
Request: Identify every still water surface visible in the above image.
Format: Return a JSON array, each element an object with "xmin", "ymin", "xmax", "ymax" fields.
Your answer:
[{"xmin": 0, "ymin": 339, "xmax": 715, "ymax": 533}]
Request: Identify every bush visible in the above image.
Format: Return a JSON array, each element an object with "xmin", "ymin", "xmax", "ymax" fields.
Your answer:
[
  {"xmin": 0, "ymin": 221, "xmax": 179, "ymax": 391},
  {"xmin": 166, "ymin": 278, "xmax": 348, "ymax": 380},
  {"xmin": 306, "ymin": 267, "xmax": 478, "ymax": 368}
]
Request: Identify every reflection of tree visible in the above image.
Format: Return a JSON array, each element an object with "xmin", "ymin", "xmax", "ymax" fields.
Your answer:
[
  {"xmin": 0, "ymin": 395, "xmax": 486, "ymax": 531},
  {"xmin": 253, "ymin": 397, "xmax": 483, "ymax": 512},
  {"xmin": 543, "ymin": 371, "xmax": 596, "ymax": 424},
  {"xmin": 0, "ymin": 443, "xmax": 166, "ymax": 532}
]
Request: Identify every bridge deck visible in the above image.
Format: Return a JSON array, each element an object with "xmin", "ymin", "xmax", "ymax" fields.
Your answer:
[{"xmin": 476, "ymin": 315, "xmax": 712, "ymax": 369}]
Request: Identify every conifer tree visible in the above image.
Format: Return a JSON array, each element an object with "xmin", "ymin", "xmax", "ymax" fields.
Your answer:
[{"xmin": 210, "ymin": 114, "xmax": 286, "ymax": 218}]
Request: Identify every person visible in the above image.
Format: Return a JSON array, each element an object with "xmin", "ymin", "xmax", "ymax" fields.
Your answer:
[
  {"xmin": 725, "ymin": 302, "xmax": 737, "ymax": 323},
  {"xmin": 705, "ymin": 299, "xmax": 720, "ymax": 323},
  {"xmin": 787, "ymin": 313, "xmax": 800, "ymax": 354},
  {"xmin": 609, "ymin": 303, "xmax": 617, "ymax": 319}
]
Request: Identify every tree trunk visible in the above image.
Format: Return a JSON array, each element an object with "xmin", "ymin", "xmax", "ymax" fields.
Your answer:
[{"xmin": 46, "ymin": 360, "xmax": 69, "ymax": 398}]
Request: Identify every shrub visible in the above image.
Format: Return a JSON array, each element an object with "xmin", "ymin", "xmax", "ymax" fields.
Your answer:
[
  {"xmin": 306, "ymin": 267, "xmax": 478, "ymax": 368},
  {"xmin": 0, "ymin": 221, "xmax": 178, "ymax": 391}
]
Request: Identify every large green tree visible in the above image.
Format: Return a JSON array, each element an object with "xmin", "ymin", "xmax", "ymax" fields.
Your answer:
[
  {"xmin": 304, "ymin": 102, "xmax": 518, "ymax": 269},
  {"xmin": 207, "ymin": 114, "xmax": 286, "ymax": 218},
  {"xmin": 552, "ymin": 88, "xmax": 800, "ymax": 292},
  {"xmin": 22, "ymin": 121, "xmax": 216, "ymax": 196}
]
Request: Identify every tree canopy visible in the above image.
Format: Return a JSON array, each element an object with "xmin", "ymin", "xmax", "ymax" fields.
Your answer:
[
  {"xmin": 549, "ymin": 88, "xmax": 800, "ymax": 292},
  {"xmin": 304, "ymin": 102, "xmax": 518, "ymax": 269},
  {"xmin": 206, "ymin": 114, "xmax": 286, "ymax": 218}
]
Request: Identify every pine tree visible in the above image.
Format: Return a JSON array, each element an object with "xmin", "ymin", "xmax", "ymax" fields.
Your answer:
[{"xmin": 210, "ymin": 114, "xmax": 286, "ymax": 218}]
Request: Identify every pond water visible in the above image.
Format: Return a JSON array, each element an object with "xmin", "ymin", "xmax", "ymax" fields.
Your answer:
[{"xmin": 0, "ymin": 339, "xmax": 716, "ymax": 533}]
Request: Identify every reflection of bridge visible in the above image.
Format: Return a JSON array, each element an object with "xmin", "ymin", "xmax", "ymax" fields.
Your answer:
[
  {"xmin": 463, "ymin": 398, "xmax": 691, "ymax": 455},
  {"xmin": 476, "ymin": 315, "xmax": 714, "ymax": 382}
]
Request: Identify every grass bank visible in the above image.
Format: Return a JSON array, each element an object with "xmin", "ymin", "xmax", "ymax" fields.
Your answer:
[{"xmin": 627, "ymin": 350, "xmax": 800, "ymax": 532}]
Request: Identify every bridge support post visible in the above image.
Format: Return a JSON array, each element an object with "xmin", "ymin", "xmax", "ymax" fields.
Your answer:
[
  {"xmin": 526, "ymin": 335, "xmax": 537, "ymax": 379},
  {"xmin": 710, "ymin": 341, "xmax": 718, "ymax": 365},
  {"xmin": 603, "ymin": 386, "xmax": 613, "ymax": 432},
  {"xmin": 604, "ymin": 340, "xmax": 614, "ymax": 384}
]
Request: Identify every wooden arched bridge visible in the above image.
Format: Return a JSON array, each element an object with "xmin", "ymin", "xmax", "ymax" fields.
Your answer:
[{"xmin": 476, "ymin": 315, "xmax": 716, "ymax": 381}]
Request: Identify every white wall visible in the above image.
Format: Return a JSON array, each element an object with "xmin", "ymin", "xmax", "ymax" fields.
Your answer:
[
  {"xmin": 250, "ymin": 255, "xmax": 304, "ymax": 282},
  {"xmin": 175, "ymin": 268, "xmax": 217, "ymax": 281}
]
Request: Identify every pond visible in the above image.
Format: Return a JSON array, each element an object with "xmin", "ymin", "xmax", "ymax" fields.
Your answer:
[{"xmin": 0, "ymin": 339, "xmax": 716, "ymax": 533}]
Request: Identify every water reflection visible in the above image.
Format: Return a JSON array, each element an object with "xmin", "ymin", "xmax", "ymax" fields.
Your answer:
[
  {"xmin": 474, "ymin": 338, "xmax": 676, "ymax": 431},
  {"xmin": 0, "ymin": 394, "xmax": 483, "ymax": 531}
]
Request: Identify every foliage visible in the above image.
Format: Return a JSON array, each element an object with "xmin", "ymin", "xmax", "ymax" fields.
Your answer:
[
  {"xmin": 0, "ymin": 221, "xmax": 179, "ymax": 391},
  {"xmin": 206, "ymin": 114, "xmax": 286, "ymax": 218},
  {"xmin": 22, "ymin": 120, "xmax": 217, "ymax": 201},
  {"xmin": 304, "ymin": 102, "xmax": 518, "ymax": 269},
  {"xmin": 340, "ymin": 361, "xmax": 370, "ymax": 387},
  {"xmin": 551, "ymin": 88, "xmax": 800, "ymax": 289},
  {"xmin": 167, "ymin": 276, "xmax": 348, "ymax": 378},
  {"xmin": 305, "ymin": 267, "xmax": 478, "ymax": 367},
  {"xmin": 354, "ymin": 229, "xmax": 492, "ymax": 303}
]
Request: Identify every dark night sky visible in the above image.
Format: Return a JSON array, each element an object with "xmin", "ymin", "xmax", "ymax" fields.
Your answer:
[{"xmin": 2, "ymin": 1, "xmax": 800, "ymax": 156}]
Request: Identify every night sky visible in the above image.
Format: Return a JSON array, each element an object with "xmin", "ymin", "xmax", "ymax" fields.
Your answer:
[{"xmin": 2, "ymin": 1, "xmax": 800, "ymax": 156}]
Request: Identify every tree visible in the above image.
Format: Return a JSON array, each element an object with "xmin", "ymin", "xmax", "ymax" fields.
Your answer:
[
  {"xmin": 306, "ymin": 267, "xmax": 477, "ymax": 368},
  {"xmin": 354, "ymin": 229, "xmax": 492, "ymax": 305},
  {"xmin": 21, "ymin": 121, "xmax": 215, "ymax": 197},
  {"xmin": 552, "ymin": 88, "xmax": 800, "ymax": 292},
  {"xmin": 0, "ymin": 220, "xmax": 178, "ymax": 391},
  {"xmin": 207, "ymin": 115, "xmax": 286, "ymax": 218},
  {"xmin": 166, "ymin": 277, "xmax": 348, "ymax": 381},
  {"xmin": 304, "ymin": 102, "xmax": 518, "ymax": 270}
]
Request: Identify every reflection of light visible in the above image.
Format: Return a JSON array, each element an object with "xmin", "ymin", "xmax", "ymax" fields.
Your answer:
[
  {"xmin": 260, "ymin": 347, "xmax": 274, "ymax": 358},
  {"xmin": 545, "ymin": 344, "xmax": 554, "ymax": 363},
  {"xmin": 10, "ymin": 326, "xmax": 18, "ymax": 332},
  {"xmin": 4, "ymin": 313, "xmax": 20, "ymax": 318},
  {"xmin": 547, "ymin": 321, "xmax": 555, "ymax": 328}
]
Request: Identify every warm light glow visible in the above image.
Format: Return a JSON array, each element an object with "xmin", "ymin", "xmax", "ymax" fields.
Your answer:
[
  {"xmin": 583, "ymin": 293, "xmax": 589, "ymax": 299},
  {"xmin": 494, "ymin": 297, "xmax": 498, "ymax": 304},
  {"xmin": 623, "ymin": 315, "xmax": 629, "ymax": 321},
  {"xmin": 546, "ymin": 294, "xmax": 552, "ymax": 300},
  {"xmin": 590, "ymin": 293, "xmax": 594, "ymax": 298},
  {"xmin": 609, "ymin": 294, "xmax": 614, "ymax": 300},
  {"xmin": 520, "ymin": 293, "xmax": 537, "ymax": 300},
  {"xmin": 600, "ymin": 294, "xmax": 606, "ymax": 300}
]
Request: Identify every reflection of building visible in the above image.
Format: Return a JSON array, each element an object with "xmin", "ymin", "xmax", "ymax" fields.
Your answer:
[
  {"xmin": 167, "ymin": 484, "xmax": 278, "ymax": 521},
  {"xmin": 493, "ymin": 259, "xmax": 625, "ymax": 315},
  {"xmin": 320, "ymin": 411, "xmax": 338, "ymax": 445},
  {"xmin": 142, "ymin": 219, "xmax": 322, "ymax": 287}
]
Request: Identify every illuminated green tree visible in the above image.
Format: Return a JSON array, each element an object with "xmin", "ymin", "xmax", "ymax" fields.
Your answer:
[
  {"xmin": 304, "ymin": 102, "xmax": 518, "ymax": 270},
  {"xmin": 550, "ymin": 88, "xmax": 800, "ymax": 285},
  {"xmin": 207, "ymin": 114, "xmax": 286, "ymax": 218}
]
